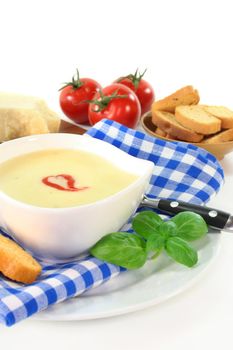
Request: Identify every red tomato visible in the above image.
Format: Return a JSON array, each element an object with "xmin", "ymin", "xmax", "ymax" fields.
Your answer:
[
  {"xmin": 115, "ymin": 69, "xmax": 155, "ymax": 115},
  {"xmin": 59, "ymin": 70, "xmax": 101, "ymax": 124},
  {"xmin": 88, "ymin": 83, "xmax": 141, "ymax": 128}
]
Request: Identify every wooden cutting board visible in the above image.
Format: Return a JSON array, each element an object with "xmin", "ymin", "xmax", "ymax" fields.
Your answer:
[{"xmin": 59, "ymin": 120, "xmax": 87, "ymax": 135}]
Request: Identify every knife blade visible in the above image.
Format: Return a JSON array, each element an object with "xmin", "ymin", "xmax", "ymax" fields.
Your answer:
[{"xmin": 141, "ymin": 196, "xmax": 233, "ymax": 232}]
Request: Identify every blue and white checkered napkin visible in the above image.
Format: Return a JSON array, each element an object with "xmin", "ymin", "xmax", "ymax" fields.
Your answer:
[{"xmin": 0, "ymin": 119, "xmax": 224, "ymax": 327}]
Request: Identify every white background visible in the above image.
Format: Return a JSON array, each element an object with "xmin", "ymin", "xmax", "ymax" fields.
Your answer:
[{"xmin": 1, "ymin": 0, "xmax": 233, "ymax": 349}]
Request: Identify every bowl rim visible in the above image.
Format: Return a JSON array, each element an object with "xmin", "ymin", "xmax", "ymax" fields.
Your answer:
[
  {"xmin": 141, "ymin": 112, "xmax": 233, "ymax": 146},
  {"xmin": 0, "ymin": 133, "xmax": 154, "ymax": 212}
]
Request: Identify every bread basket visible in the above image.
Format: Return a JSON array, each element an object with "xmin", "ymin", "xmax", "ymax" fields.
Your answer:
[{"xmin": 141, "ymin": 112, "xmax": 233, "ymax": 160}]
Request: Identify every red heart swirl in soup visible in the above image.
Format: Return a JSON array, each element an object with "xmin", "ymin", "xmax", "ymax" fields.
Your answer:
[{"xmin": 42, "ymin": 174, "xmax": 89, "ymax": 192}]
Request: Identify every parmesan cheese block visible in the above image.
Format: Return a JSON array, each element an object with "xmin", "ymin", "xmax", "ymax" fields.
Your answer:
[{"xmin": 0, "ymin": 93, "xmax": 61, "ymax": 142}]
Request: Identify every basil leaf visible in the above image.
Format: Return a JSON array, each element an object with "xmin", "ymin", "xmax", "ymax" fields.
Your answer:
[
  {"xmin": 146, "ymin": 234, "xmax": 165, "ymax": 253},
  {"xmin": 158, "ymin": 221, "xmax": 177, "ymax": 239},
  {"xmin": 171, "ymin": 211, "xmax": 208, "ymax": 241},
  {"xmin": 132, "ymin": 211, "xmax": 163, "ymax": 239},
  {"xmin": 90, "ymin": 232, "xmax": 147, "ymax": 269},
  {"xmin": 165, "ymin": 237, "xmax": 198, "ymax": 267}
]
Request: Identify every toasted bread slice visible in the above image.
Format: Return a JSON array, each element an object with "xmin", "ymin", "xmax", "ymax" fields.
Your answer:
[
  {"xmin": 175, "ymin": 105, "xmax": 221, "ymax": 135},
  {"xmin": 152, "ymin": 86, "xmax": 200, "ymax": 113},
  {"xmin": 151, "ymin": 110, "xmax": 204, "ymax": 142},
  {"xmin": 0, "ymin": 234, "xmax": 42, "ymax": 284},
  {"xmin": 156, "ymin": 127, "xmax": 167, "ymax": 137},
  {"xmin": 166, "ymin": 134, "xmax": 178, "ymax": 140},
  {"xmin": 203, "ymin": 106, "xmax": 233, "ymax": 129},
  {"xmin": 202, "ymin": 128, "xmax": 233, "ymax": 144},
  {"xmin": 154, "ymin": 127, "xmax": 177, "ymax": 140}
]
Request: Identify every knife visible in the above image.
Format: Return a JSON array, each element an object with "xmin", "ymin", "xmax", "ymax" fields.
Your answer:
[{"xmin": 141, "ymin": 196, "xmax": 233, "ymax": 233}]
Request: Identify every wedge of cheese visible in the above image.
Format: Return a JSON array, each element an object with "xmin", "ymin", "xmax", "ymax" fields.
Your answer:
[{"xmin": 0, "ymin": 93, "xmax": 61, "ymax": 142}]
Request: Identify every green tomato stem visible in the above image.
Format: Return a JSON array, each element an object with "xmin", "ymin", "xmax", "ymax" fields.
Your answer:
[
  {"xmin": 125, "ymin": 68, "xmax": 147, "ymax": 89},
  {"xmin": 59, "ymin": 68, "xmax": 84, "ymax": 91},
  {"xmin": 86, "ymin": 89, "xmax": 127, "ymax": 112}
]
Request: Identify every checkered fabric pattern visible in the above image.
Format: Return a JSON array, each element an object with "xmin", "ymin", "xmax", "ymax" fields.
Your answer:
[
  {"xmin": 0, "ymin": 119, "xmax": 224, "ymax": 327},
  {"xmin": 87, "ymin": 119, "xmax": 224, "ymax": 205}
]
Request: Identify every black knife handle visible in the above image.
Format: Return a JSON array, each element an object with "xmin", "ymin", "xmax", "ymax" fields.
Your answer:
[{"xmin": 157, "ymin": 199, "xmax": 230, "ymax": 229}]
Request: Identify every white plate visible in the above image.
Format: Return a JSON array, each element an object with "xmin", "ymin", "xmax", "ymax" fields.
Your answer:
[{"xmin": 33, "ymin": 232, "xmax": 220, "ymax": 321}]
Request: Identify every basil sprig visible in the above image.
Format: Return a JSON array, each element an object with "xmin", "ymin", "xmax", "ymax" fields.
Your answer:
[{"xmin": 90, "ymin": 211, "xmax": 208, "ymax": 269}]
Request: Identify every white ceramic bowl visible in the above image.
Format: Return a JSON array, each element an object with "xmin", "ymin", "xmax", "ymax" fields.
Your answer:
[{"xmin": 0, "ymin": 133, "xmax": 154, "ymax": 260}]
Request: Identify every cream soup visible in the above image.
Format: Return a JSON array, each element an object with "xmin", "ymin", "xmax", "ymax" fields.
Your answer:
[{"xmin": 0, "ymin": 149, "xmax": 138, "ymax": 208}]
